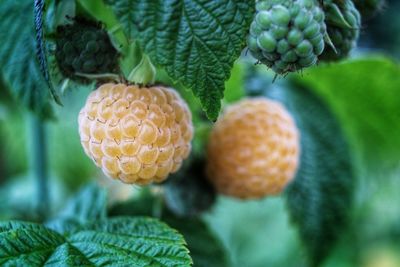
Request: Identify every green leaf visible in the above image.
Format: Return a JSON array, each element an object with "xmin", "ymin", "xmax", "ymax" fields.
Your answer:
[
  {"xmin": 0, "ymin": 221, "xmax": 67, "ymax": 266},
  {"xmin": 69, "ymin": 217, "xmax": 192, "ymax": 266},
  {"xmin": 47, "ymin": 184, "xmax": 107, "ymax": 234},
  {"xmin": 223, "ymin": 62, "xmax": 246, "ymax": 103},
  {"xmin": 294, "ymin": 58, "xmax": 400, "ymax": 252},
  {"xmin": 106, "ymin": 0, "xmax": 254, "ymax": 120},
  {"xmin": 109, "ymin": 190, "xmax": 157, "ymax": 218},
  {"xmin": 76, "ymin": 0, "xmax": 128, "ymax": 49},
  {"xmin": 45, "ymin": 0, "xmax": 76, "ymax": 32},
  {"xmin": 164, "ymin": 217, "xmax": 230, "ymax": 267},
  {"xmin": 296, "ymin": 58, "xmax": 400, "ymax": 178},
  {"xmin": 164, "ymin": 158, "xmax": 216, "ymax": 217},
  {"xmin": 0, "ymin": 0, "xmax": 54, "ymax": 117},
  {"xmin": 109, "ymin": 193, "xmax": 228, "ymax": 267},
  {"xmin": 58, "ymin": 184, "xmax": 107, "ymax": 222},
  {"xmin": 34, "ymin": 0, "xmax": 61, "ymax": 105},
  {"xmin": 0, "ymin": 217, "xmax": 192, "ymax": 266},
  {"xmin": 205, "ymin": 197, "xmax": 306, "ymax": 267},
  {"xmin": 255, "ymin": 77, "xmax": 354, "ymax": 266}
]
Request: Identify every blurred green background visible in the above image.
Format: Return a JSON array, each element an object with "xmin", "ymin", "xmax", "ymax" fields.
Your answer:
[{"xmin": 1, "ymin": 0, "xmax": 400, "ymax": 267}]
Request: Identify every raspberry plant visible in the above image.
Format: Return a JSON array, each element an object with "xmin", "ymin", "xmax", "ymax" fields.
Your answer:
[{"xmin": 1, "ymin": 0, "xmax": 399, "ymax": 266}]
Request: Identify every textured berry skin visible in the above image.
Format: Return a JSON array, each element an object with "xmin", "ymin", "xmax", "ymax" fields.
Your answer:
[
  {"xmin": 206, "ymin": 98, "xmax": 300, "ymax": 199},
  {"xmin": 78, "ymin": 83, "xmax": 194, "ymax": 185},
  {"xmin": 321, "ymin": 0, "xmax": 361, "ymax": 61},
  {"xmin": 247, "ymin": 0, "xmax": 327, "ymax": 74},
  {"xmin": 55, "ymin": 19, "xmax": 119, "ymax": 79}
]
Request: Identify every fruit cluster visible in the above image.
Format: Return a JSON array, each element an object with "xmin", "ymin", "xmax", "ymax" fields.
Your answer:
[
  {"xmin": 247, "ymin": 0, "xmax": 378, "ymax": 73},
  {"xmin": 247, "ymin": 0, "xmax": 327, "ymax": 74}
]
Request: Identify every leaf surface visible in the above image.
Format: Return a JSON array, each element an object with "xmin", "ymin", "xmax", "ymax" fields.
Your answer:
[
  {"xmin": 47, "ymin": 184, "xmax": 107, "ymax": 234},
  {"xmin": 0, "ymin": 218, "xmax": 191, "ymax": 267},
  {"xmin": 109, "ymin": 193, "xmax": 229, "ymax": 267}
]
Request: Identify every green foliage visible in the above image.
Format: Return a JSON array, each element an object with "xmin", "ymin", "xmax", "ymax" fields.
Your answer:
[
  {"xmin": 296, "ymin": 58, "xmax": 400, "ymax": 251},
  {"xmin": 0, "ymin": 217, "xmax": 191, "ymax": 266},
  {"xmin": 50, "ymin": 85, "xmax": 97, "ymax": 190},
  {"xmin": 49, "ymin": 129, "xmax": 95, "ymax": 191},
  {"xmin": 47, "ymin": 184, "xmax": 107, "ymax": 234},
  {"xmin": 0, "ymin": 0, "xmax": 54, "ymax": 118},
  {"xmin": 1, "ymin": 185, "xmax": 191, "ymax": 266},
  {"xmin": 276, "ymin": 83, "xmax": 354, "ymax": 267},
  {"xmin": 296, "ymin": 58, "xmax": 400, "ymax": 176},
  {"xmin": 164, "ymin": 158, "xmax": 216, "ymax": 217},
  {"xmin": 362, "ymin": 1, "xmax": 400, "ymax": 58},
  {"xmin": 165, "ymin": 217, "xmax": 230, "ymax": 267},
  {"xmin": 205, "ymin": 197, "xmax": 305, "ymax": 267},
  {"xmin": 110, "ymin": 192, "xmax": 229, "ymax": 267},
  {"xmin": 76, "ymin": 0, "xmax": 127, "ymax": 49},
  {"xmin": 0, "ymin": 112, "xmax": 28, "ymax": 179},
  {"xmin": 59, "ymin": 184, "xmax": 107, "ymax": 221},
  {"xmin": 34, "ymin": 0, "xmax": 60, "ymax": 105},
  {"xmin": 223, "ymin": 62, "xmax": 246, "ymax": 103},
  {"xmin": 353, "ymin": 0, "xmax": 385, "ymax": 19},
  {"xmin": 45, "ymin": 0, "xmax": 76, "ymax": 32},
  {"xmin": 106, "ymin": 0, "xmax": 254, "ymax": 120},
  {"xmin": 0, "ymin": 221, "xmax": 67, "ymax": 266}
]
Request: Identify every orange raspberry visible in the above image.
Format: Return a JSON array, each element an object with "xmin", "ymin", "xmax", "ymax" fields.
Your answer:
[
  {"xmin": 78, "ymin": 83, "xmax": 193, "ymax": 185},
  {"xmin": 206, "ymin": 98, "xmax": 300, "ymax": 199}
]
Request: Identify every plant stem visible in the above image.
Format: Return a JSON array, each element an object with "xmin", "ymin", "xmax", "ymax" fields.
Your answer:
[
  {"xmin": 75, "ymin": 72, "xmax": 121, "ymax": 82},
  {"xmin": 152, "ymin": 186, "xmax": 164, "ymax": 219},
  {"xmin": 30, "ymin": 114, "xmax": 49, "ymax": 221}
]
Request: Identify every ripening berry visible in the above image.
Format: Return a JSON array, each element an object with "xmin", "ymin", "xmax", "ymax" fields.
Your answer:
[
  {"xmin": 78, "ymin": 83, "xmax": 194, "ymax": 185},
  {"xmin": 206, "ymin": 98, "xmax": 300, "ymax": 199}
]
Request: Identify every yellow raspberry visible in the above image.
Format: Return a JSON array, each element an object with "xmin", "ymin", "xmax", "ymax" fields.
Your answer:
[
  {"xmin": 206, "ymin": 98, "xmax": 300, "ymax": 199},
  {"xmin": 78, "ymin": 83, "xmax": 194, "ymax": 185}
]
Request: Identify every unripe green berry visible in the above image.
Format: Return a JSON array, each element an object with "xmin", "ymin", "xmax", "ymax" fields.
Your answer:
[
  {"xmin": 321, "ymin": 0, "xmax": 361, "ymax": 61},
  {"xmin": 55, "ymin": 18, "xmax": 119, "ymax": 80},
  {"xmin": 258, "ymin": 32, "xmax": 277, "ymax": 52},
  {"xmin": 247, "ymin": 0, "xmax": 327, "ymax": 74}
]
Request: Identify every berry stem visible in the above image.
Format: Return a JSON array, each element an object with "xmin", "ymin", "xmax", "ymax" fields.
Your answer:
[
  {"xmin": 152, "ymin": 186, "xmax": 164, "ymax": 219},
  {"xmin": 30, "ymin": 114, "xmax": 49, "ymax": 221},
  {"xmin": 75, "ymin": 72, "xmax": 122, "ymax": 82}
]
